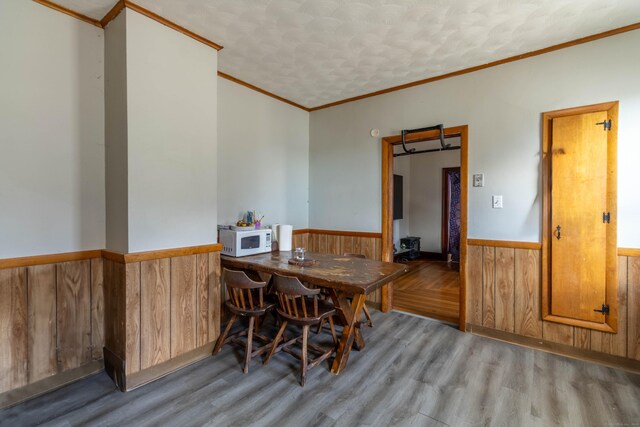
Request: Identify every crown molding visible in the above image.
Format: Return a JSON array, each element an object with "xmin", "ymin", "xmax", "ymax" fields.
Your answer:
[
  {"xmin": 31, "ymin": 1, "xmax": 640, "ymax": 113},
  {"xmin": 32, "ymin": 0, "xmax": 223, "ymax": 51},
  {"xmin": 308, "ymin": 22, "xmax": 640, "ymax": 111},
  {"xmin": 33, "ymin": 0, "xmax": 102, "ymax": 27},
  {"xmin": 217, "ymin": 72, "xmax": 310, "ymax": 112}
]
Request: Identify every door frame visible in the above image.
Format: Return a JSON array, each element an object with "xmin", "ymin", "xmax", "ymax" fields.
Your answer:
[
  {"xmin": 441, "ymin": 167, "xmax": 461, "ymax": 260},
  {"xmin": 541, "ymin": 101, "xmax": 618, "ymax": 332},
  {"xmin": 380, "ymin": 125, "xmax": 468, "ymax": 331}
]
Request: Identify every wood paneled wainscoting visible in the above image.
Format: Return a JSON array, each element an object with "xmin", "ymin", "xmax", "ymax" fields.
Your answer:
[
  {"xmin": 0, "ymin": 251, "xmax": 105, "ymax": 409},
  {"xmin": 102, "ymin": 245, "xmax": 222, "ymax": 391},
  {"xmin": 466, "ymin": 240, "xmax": 640, "ymax": 369},
  {"xmin": 293, "ymin": 229, "xmax": 383, "ymax": 306}
]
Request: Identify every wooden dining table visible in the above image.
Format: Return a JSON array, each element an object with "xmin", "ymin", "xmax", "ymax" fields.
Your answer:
[{"xmin": 221, "ymin": 251, "xmax": 408, "ymax": 374}]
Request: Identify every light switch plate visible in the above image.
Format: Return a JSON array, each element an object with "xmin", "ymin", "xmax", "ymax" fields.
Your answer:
[
  {"xmin": 473, "ymin": 174, "xmax": 484, "ymax": 187},
  {"xmin": 492, "ymin": 195, "xmax": 503, "ymax": 209}
]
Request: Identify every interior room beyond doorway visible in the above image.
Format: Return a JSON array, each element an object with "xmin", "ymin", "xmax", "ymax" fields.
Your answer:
[{"xmin": 392, "ymin": 134, "xmax": 462, "ymax": 323}]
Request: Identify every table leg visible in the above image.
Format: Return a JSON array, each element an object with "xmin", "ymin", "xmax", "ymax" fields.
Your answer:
[
  {"xmin": 330, "ymin": 293, "xmax": 366, "ymax": 375},
  {"xmin": 330, "ymin": 290, "xmax": 366, "ymax": 351}
]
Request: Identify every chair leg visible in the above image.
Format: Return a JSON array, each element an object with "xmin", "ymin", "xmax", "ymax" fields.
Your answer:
[
  {"xmin": 301, "ymin": 325, "xmax": 309, "ymax": 387},
  {"xmin": 243, "ymin": 316, "xmax": 254, "ymax": 374},
  {"xmin": 212, "ymin": 314, "xmax": 237, "ymax": 355},
  {"xmin": 328, "ymin": 316, "xmax": 338, "ymax": 346},
  {"xmin": 363, "ymin": 303, "xmax": 373, "ymax": 327},
  {"xmin": 264, "ymin": 320, "xmax": 287, "ymax": 365},
  {"xmin": 255, "ymin": 315, "xmax": 262, "ymax": 334}
]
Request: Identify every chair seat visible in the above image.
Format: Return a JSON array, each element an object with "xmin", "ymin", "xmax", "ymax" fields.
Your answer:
[{"xmin": 225, "ymin": 300, "xmax": 274, "ymax": 317}]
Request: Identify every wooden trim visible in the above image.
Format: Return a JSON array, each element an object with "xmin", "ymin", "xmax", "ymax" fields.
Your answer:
[
  {"xmin": 32, "ymin": 0, "xmax": 102, "ymax": 28},
  {"xmin": 468, "ymin": 324, "xmax": 640, "ymax": 375},
  {"xmin": 381, "ymin": 125, "xmax": 468, "ymax": 330},
  {"xmin": 100, "ymin": 0, "xmax": 125, "ymax": 28},
  {"xmin": 123, "ymin": 1, "xmax": 223, "ymax": 50},
  {"xmin": 102, "ymin": 244, "xmax": 223, "ymax": 264},
  {"xmin": 0, "ymin": 250, "xmax": 103, "ymax": 269},
  {"xmin": 541, "ymin": 101, "xmax": 619, "ymax": 332},
  {"xmin": 467, "ymin": 239, "xmax": 542, "ymax": 250},
  {"xmin": 218, "ymin": 72, "xmax": 309, "ymax": 111},
  {"xmin": 619, "ymin": 248, "xmax": 640, "ymax": 257},
  {"xmin": 305, "ymin": 229, "xmax": 382, "ymax": 239},
  {"xmin": 292, "ymin": 229, "xmax": 308, "ymax": 235},
  {"xmin": 0, "ymin": 360, "xmax": 103, "ymax": 410},
  {"xmin": 309, "ymin": 23, "xmax": 640, "ymax": 111}
]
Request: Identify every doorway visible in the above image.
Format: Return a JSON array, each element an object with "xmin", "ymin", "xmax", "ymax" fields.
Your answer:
[{"xmin": 380, "ymin": 126, "xmax": 468, "ymax": 331}]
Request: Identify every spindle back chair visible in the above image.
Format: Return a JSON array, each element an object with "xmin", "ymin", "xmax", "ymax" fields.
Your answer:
[{"xmin": 212, "ymin": 268, "xmax": 275, "ymax": 373}]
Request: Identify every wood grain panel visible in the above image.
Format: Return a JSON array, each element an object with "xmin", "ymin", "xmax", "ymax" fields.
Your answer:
[
  {"xmin": 0, "ymin": 268, "xmax": 28, "ymax": 393},
  {"xmin": 56, "ymin": 261, "xmax": 91, "ymax": 371},
  {"xmin": 482, "ymin": 247, "xmax": 496, "ymax": 328},
  {"xmin": 574, "ymin": 327, "xmax": 591, "ymax": 349},
  {"xmin": 466, "ymin": 245, "xmax": 483, "ymax": 325},
  {"xmin": 104, "ymin": 259, "xmax": 126, "ymax": 360},
  {"xmin": 27, "ymin": 265, "xmax": 57, "ymax": 383},
  {"xmin": 171, "ymin": 256, "xmax": 197, "ymax": 357},
  {"xmin": 125, "ymin": 263, "xmax": 141, "ymax": 375},
  {"xmin": 591, "ymin": 256, "xmax": 627, "ymax": 357},
  {"xmin": 514, "ymin": 249, "xmax": 542, "ymax": 339},
  {"xmin": 208, "ymin": 252, "xmax": 221, "ymax": 342},
  {"xmin": 140, "ymin": 259, "xmax": 170, "ymax": 370},
  {"xmin": 90, "ymin": 258, "xmax": 104, "ymax": 361},
  {"xmin": 542, "ymin": 321, "xmax": 574, "ymax": 346},
  {"xmin": 196, "ymin": 254, "xmax": 209, "ymax": 347},
  {"xmin": 628, "ymin": 256, "xmax": 640, "ymax": 360},
  {"xmin": 494, "ymin": 248, "xmax": 515, "ymax": 332}
]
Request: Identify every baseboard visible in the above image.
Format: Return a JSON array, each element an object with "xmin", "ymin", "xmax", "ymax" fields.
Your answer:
[
  {"xmin": 467, "ymin": 324, "xmax": 640, "ymax": 375},
  {"xmin": 420, "ymin": 251, "xmax": 446, "ymax": 260},
  {"xmin": 0, "ymin": 360, "xmax": 104, "ymax": 410},
  {"xmin": 366, "ymin": 301, "xmax": 381, "ymax": 311},
  {"xmin": 103, "ymin": 347, "xmax": 127, "ymax": 391},
  {"xmin": 104, "ymin": 343, "xmax": 217, "ymax": 392}
]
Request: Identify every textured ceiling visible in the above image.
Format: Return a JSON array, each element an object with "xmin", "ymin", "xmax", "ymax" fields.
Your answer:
[{"xmin": 52, "ymin": 0, "xmax": 640, "ymax": 108}]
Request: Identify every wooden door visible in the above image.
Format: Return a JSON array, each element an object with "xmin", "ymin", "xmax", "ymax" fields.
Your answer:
[
  {"xmin": 550, "ymin": 112, "xmax": 608, "ymax": 323},
  {"xmin": 542, "ymin": 101, "xmax": 618, "ymax": 333}
]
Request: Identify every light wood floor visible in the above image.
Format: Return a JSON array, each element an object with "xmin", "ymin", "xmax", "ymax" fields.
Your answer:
[
  {"xmin": 2, "ymin": 311, "xmax": 639, "ymax": 426},
  {"xmin": 393, "ymin": 259, "xmax": 460, "ymax": 324}
]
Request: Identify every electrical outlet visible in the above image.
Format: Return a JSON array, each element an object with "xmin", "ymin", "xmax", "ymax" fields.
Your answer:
[
  {"xmin": 492, "ymin": 195, "xmax": 503, "ymax": 209},
  {"xmin": 473, "ymin": 174, "xmax": 484, "ymax": 187}
]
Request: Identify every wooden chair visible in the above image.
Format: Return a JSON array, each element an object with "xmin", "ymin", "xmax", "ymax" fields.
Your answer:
[
  {"xmin": 212, "ymin": 268, "xmax": 275, "ymax": 373},
  {"xmin": 264, "ymin": 273, "xmax": 338, "ymax": 386}
]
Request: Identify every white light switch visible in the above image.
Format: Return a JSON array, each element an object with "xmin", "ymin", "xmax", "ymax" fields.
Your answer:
[
  {"xmin": 492, "ymin": 195, "xmax": 503, "ymax": 209},
  {"xmin": 473, "ymin": 174, "xmax": 484, "ymax": 187}
]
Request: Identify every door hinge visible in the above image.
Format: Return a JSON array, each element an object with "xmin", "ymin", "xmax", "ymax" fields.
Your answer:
[
  {"xmin": 594, "ymin": 304, "xmax": 610, "ymax": 315},
  {"xmin": 596, "ymin": 119, "xmax": 611, "ymax": 131},
  {"xmin": 603, "ymin": 212, "xmax": 610, "ymax": 223}
]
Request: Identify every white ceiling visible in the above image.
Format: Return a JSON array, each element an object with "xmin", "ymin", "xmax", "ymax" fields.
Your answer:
[{"xmin": 55, "ymin": 0, "xmax": 640, "ymax": 108}]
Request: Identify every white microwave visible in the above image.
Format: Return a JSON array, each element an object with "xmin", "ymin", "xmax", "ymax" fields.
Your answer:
[{"xmin": 219, "ymin": 228, "xmax": 272, "ymax": 257}]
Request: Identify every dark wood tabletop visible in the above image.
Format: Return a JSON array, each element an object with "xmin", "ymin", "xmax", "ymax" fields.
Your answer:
[{"xmin": 221, "ymin": 251, "xmax": 408, "ymax": 295}]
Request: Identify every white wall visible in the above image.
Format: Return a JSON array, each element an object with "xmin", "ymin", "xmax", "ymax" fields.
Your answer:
[
  {"xmin": 217, "ymin": 78, "xmax": 309, "ymax": 229},
  {"xmin": 104, "ymin": 10, "xmax": 129, "ymax": 253},
  {"xmin": 407, "ymin": 148, "xmax": 460, "ymax": 253},
  {"xmin": 126, "ymin": 9, "xmax": 218, "ymax": 252},
  {"xmin": 0, "ymin": 0, "xmax": 105, "ymax": 258},
  {"xmin": 309, "ymin": 30, "xmax": 640, "ymax": 247}
]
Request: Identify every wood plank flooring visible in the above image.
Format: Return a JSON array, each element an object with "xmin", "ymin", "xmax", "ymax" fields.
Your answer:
[
  {"xmin": 1, "ymin": 311, "xmax": 639, "ymax": 426},
  {"xmin": 393, "ymin": 260, "xmax": 460, "ymax": 323}
]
